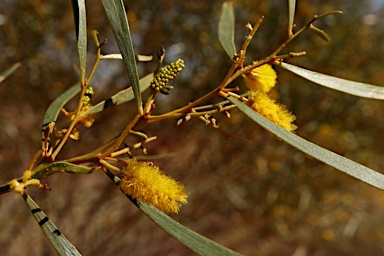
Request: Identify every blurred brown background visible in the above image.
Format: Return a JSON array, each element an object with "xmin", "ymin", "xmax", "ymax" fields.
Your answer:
[{"xmin": 2, "ymin": 0, "xmax": 384, "ymax": 255}]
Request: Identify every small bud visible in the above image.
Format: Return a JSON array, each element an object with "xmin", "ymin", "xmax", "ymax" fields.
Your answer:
[
  {"xmin": 83, "ymin": 87, "xmax": 94, "ymax": 106},
  {"xmin": 309, "ymin": 24, "xmax": 331, "ymax": 42}
]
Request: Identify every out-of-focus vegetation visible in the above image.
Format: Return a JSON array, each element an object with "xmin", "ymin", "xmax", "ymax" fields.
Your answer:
[{"xmin": 1, "ymin": 0, "xmax": 384, "ymax": 255}]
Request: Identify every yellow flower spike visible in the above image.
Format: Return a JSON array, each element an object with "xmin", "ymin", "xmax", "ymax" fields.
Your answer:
[
  {"xmin": 119, "ymin": 158, "xmax": 188, "ymax": 213},
  {"xmin": 248, "ymin": 90, "xmax": 297, "ymax": 132},
  {"xmin": 243, "ymin": 62, "xmax": 277, "ymax": 92}
]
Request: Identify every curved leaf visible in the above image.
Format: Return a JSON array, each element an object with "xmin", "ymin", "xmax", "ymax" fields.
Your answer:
[
  {"xmin": 277, "ymin": 62, "xmax": 384, "ymax": 100},
  {"xmin": 71, "ymin": 0, "xmax": 87, "ymax": 83},
  {"xmin": 0, "ymin": 162, "xmax": 94, "ymax": 195},
  {"xmin": 228, "ymin": 96, "xmax": 384, "ymax": 191},
  {"xmin": 104, "ymin": 170, "xmax": 241, "ymax": 256},
  {"xmin": 288, "ymin": 0, "xmax": 296, "ymax": 37},
  {"xmin": 81, "ymin": 73, "xmax": 153, "ymax": 116},
  {"xmin": 138, "ymin": 202, "xmax": 241, "ymax": 256},
  {"xmin": 32, "ymin": 161, "xmax": 95, "ymax": 180},
  {"xmin": 219, "ymin": 2, "xmax": 236, "ymax": 59},
  {"xmin": 309, "ymin": 25, "xmax": 331, "ymax": 42},
  {"xmin": 42, "ymin": 83, "xmax": 80, "ymax": 150},
  {"xmin": 101, "ymin": 0, "xmax": 142, "ymax": 113},
  {"xmin": 22, "ymin": 193, "xmax": 82, "ymax": 256},
  {"xmin": 43, "ymin": 83, "xmax": 80, "ymax": 127}
]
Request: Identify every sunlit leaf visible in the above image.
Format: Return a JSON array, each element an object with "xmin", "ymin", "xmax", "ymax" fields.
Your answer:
[
  {"xmin": 71, "ymin": 0, "xmax": 87, "ymax": 83},
  {"xmin": 136, "ymin": 54, "xmax": 154, "ymax": 62},
  {"xmin": 0, "ymin": 62, "xmax": 21, "ymax": 83},
  {"xmin": 104, "ymin": 170, "xmax": 241, "ymax": 256},
  {"xmin": 100, "ymin": 54, "xmax": 153, "ymax": 62},
  {"xmin": 101, "ymin": 0, "xmax": 142, "ymax": 114},
  {"xmin": 81, "ymin": 73, "xmax": 153, "ymax": 116},
  {"xmin": 277, "ymin": 62, "xmax": 384, "ymax": 100},
  {"xmin": 288, "ymin": 0, "xmax": 296, "ymax": 37},
  {"xmin": 219, "ymin": 1, "xmax": 236, "ymax": 59},
  {"xmin": 22, "ymin": 193, "xmax": 82, "ymax": 256},
  {"xmin": 228, "ymin": 96, "xmax": 384, "ymax": 191}
]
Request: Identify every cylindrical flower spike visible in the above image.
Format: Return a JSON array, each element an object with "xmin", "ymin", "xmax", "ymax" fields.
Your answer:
[
  {"xmin": 150, "ymin": 59, "xmax": 185, "ymax": 94},
  {"xmin": 248, "ymin": 90, "xmax": 297, "ymax": 132},
  {"xmin": 119, "ymin": 158, "xmax": 188, "ymax": 213}
]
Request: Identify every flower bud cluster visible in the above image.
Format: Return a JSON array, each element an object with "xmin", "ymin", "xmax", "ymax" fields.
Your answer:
[
  {"xmin": 83, "ymin": 87, "xmax": 94, "ymax": 106},
  {"xmin": 150, "ymin": 59, "xmax": 185, "ymax": 94}
]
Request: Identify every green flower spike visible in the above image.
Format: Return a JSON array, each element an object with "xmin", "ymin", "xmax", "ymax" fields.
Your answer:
[{"xmin": 150, "ymin": 59, "xmax": 185, "ymax": 94}]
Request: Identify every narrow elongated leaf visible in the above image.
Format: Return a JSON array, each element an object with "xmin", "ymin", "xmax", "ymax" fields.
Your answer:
[
  {"xmin": 71, "ymin": 0, "xmax": 87, "ymax": 83},
  {"xmin": 0, "ymin": 62, "xmax": 21, "ymax": 83},
  {"xmin": 288, "ymin": 0, "xmax": 296, "ymax": 37},
  {"xmin": 228, "ymin": 96, "xmax": 384, "ymax": 190},
  {"xmin": 277, "ymin": 62, "xmax": 384, "ymax": 100},
  {"xmin": 32, "ymin": 161, "xmax": 95, "ymax": 180},
  {"xmin": 81, "ymin": 73, "xmax": 153, "ymax": 116},
  {"xmin": 100, "ymin": 54, "xmax": 153, "ymax": 62},
  {"xmin": 42, "ymin": 83, "xmax": 80, "ymax": 150},
  {"xmin": 22, "ymin": 193, "xmax": 82, "ymax": 256},
  {"xmin": 43, "ymin": 84, "xmax": 80, "ymax": 127},
  {"xmin": 104, "ymin": 170, "xmax": 241, "ymax": 256},
  {"xmin": 138, "ymin": 202, "xmax": 241, "ymax": 256},
  {"xmin": 0, "ymin": 162, "xmax": 94, "ymax": 194},
  {"xmin": 101, "ymin": 0, "xmax": 142, "ymax": 113},
  {"xmin": 219, "ymin": 2, "xmax": 236, "ymax": 59}
]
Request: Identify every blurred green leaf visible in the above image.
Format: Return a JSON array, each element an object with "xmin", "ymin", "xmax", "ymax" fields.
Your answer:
[
  {"xmin": 228, "ymin": 96, "xmax": 384, "ymax": 191},
  {"xmin": 71, "ymin": 0, "xmax": 87, "ymax": 83},
  {"xmin": 288, "ymin": 0, "xmax": 296, "ymax": 37},
  {"xmin": 0, "ymin": 62, "xmax": 21, "ymax": 83},
  {"xmin": 22, "ymin": 193, "xmax": 82, "ymax": 256},
  {"xmin": 105, "ymin": 171, "xmax": 241, "ymax": 256},
  {"xmin": 82, "ymin": 73, "xmax": 153, "ymax": 116},
  {"xmin": 219, "ymin": 1, "xmax": 236, "ymax": 59},
  {"xmin": 101, "ymin": 0, "xmax": 142, "ymax": 113},
  {"xmin": 277, "ymin": 62, "xmax": 384, "ymax": 100}
]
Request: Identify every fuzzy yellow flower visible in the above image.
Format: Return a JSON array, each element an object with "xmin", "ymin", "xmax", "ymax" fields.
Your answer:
[
  {"xmin": 248, "ymin": 90, "xmax": 297, "ymax": 132},
  {"xmin": 119, "ymin": 158, "xmax": 188, "ymax": 213},
  {"xmin": 243, "ymin": 63, "xmax": 277, "ymax": 92}
]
